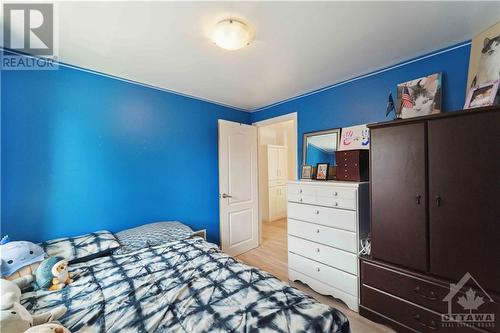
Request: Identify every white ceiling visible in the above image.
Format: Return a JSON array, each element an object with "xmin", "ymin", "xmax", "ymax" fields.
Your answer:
[{"xmin": 17, "ymin": 2, "xmax": 500, "ymax": 110}]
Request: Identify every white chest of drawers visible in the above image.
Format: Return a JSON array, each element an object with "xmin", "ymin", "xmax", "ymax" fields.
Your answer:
[{"xmin": 287, "ymin": 180, "xmax": 369, "ymax": 312}]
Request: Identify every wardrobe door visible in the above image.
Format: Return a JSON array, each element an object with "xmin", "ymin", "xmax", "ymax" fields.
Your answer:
[
  {"xmin": 278, "ymin": 148, "xmax": 287, "ymax": 180},
  {"xmin": 371, "ymin": 123, "xmax": 427, "ymax": 272},
  {"xmin": 267, "ymin": 147, "xmax": 278, "ymax": 181},
  {"xmin": 428, "ymin": 112, "xmax": 500, "ymax": 292}
]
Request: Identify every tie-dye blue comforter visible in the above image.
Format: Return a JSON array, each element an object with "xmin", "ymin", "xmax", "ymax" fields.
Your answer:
[{"xmin": 21, "ymin": 237, "xmax": 350, "ymax": 333}]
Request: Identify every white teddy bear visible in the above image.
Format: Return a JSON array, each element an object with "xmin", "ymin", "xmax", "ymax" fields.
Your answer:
[{"xmin": 0, "ymin": 277, "xmax": 68, "ymax": 333}]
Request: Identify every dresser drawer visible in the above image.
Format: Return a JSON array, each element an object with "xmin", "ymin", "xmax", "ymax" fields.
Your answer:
[
  {"xmin": 288, "ymin": 183, "xmax": 316, "ymax": 196},
  {"xmin": 287, "ymin": 202, "xmax": 356, "ymax": 231},
  {"xmin": 288, "ymin": 235, "xmax": 357, "ymax": 274},
  {"xmin": 315, "ymin": 186, "xmax": 357, "ymax": 201},
  {"xmin": 289, "ymin": 253, "xmax": 358, "ymax": 296},
  {"xmin": 362, "ymin": 285, "xmax": 484, "ymax": 333},
  {"xmin": 288, "ymin": 218, "xmax": 357, "ymax": 253},
  {"xmin": 315, "ymin": 196, "xmax": 356, "ymax": 210},
  {"xmin": 287, "ymin": 194, "xmax": 317, "ymax": 205}
]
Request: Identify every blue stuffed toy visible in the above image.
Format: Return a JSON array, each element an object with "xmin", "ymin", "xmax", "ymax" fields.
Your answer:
[
  {"xmin": 35, "ymin": 256, "xmax": 73, "ymax": 291},
  {"xmin": 0, "ymin": 241, "xmax": 46, "ymax": 278}
]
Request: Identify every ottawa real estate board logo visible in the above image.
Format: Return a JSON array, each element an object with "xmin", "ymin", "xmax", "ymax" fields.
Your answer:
[
  {"xmin": 442, "ymin": 272, "xmax": 495, "ymax": 329},
  {"xmin": 2, "ymin": 3, "xmax": 58, "ymax": 70}
]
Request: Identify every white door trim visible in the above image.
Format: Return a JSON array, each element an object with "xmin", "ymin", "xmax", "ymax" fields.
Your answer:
[{"xmin": 253, "ymin": 112, "xmax": 298, "ymax": 243}]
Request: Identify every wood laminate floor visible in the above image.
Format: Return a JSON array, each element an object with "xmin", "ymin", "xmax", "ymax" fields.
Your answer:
[{"xmin": 236, "ymin": 218, "xmax": 395, "ymax": 333}]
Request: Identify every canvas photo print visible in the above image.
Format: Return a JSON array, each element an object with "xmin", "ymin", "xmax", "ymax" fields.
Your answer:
[
  {"xmin": 467, "ymin": 21, "xmax": 500, "ymax": 90},
  {"xmin": 397, "ymin": 73, "xmax": 442, "ymax": 119}
]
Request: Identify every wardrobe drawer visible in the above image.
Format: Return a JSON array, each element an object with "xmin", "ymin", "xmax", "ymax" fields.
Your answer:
[
  {"xmin": 362, "ymin": 260, "xmax": 500, "ymax": 332},
  {"xmin": 316, "ymin": 186, "xmax": 356, "ymax": 201},
  {"xmin": 289, "ymin": 252, "xmax": 357, "ymax": 296},
  {"xmin": 288, "ymin": 218, "xmax": 357, "ymax": 253},
  {"xmin": 362, "ymin": 260, "xmax": 448, "ymax": 313},
  {"xmin": 288, "ymin": 183, "xmax": 316, "ymax": 197},
  {"xmin": 287, "ymin": 202, "xmax": 356, "ymax": 231},
  {"xmin": 269, "ymin": 179, "xmax": 287, "ymax": 187},
  {"xmin": 362, "ymin": 285, "xmax": 483, "ymax": 333},
  {"xmin": 288, "ymin": 235, "xmax": 358, "ymax": 275}
]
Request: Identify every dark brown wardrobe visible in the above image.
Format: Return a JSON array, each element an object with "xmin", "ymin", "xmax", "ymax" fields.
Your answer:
[{"xmin": 360, "ymin": 107, "xmax": 500, "ymax": 333}]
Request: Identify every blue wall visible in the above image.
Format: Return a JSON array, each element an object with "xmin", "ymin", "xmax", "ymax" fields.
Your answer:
[
  {"xmin": 2, "ymin": 41, "xmax": 472, "ymax": 244},
  {"xmin": 1, "ymin": 59, "xmax": 250, "ymax": 244},
  {"xmin": 306, "ymin": 144, "xmax": 336, "ymax": 166},
  {"xmin": 251, "ymin": 42, "xmax": 472, "ymax": 172}
]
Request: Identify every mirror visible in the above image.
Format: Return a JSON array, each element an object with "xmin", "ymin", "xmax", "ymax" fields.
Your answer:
[{"xmin": 302, "ymin": 129, "xmax": 341, "ymax": 166}]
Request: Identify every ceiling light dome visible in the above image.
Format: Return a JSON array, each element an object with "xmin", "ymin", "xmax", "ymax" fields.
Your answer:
[{"xmin": 212, "ymin": 19, "xmax": 252, "ymax": 51}]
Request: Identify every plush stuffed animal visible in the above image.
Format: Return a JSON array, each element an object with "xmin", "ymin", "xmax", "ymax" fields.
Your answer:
[
  {"xmin": 0, "ymin": 277, "xmax": 67, "ymax": 333},
  {"xmin": 0, "ymin": 275, "xmax": 34, "ymax": 305},
  {"xmin": 24, "ymin": 322, "xmax": 71, "ymax": 333},
  {"xmin": 1, "ymin": 241, "xmax": 46, "ymax": 280},
  {"xmin": 35, "ymin": 257, "xmax": 73, "ymax": 291}
]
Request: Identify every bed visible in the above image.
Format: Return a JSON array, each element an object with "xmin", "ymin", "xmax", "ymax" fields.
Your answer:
[{"xmin": 21, "ymin": 225, "xmax": 350, "ymax": 333}]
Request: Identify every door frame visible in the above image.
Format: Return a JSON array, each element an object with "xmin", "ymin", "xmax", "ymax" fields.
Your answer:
[{"xmin": 253, "ymin": 112, "xmax": 298, "ymax": 243}]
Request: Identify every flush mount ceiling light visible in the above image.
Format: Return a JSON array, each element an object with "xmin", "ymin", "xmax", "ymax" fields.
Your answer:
[{"xmin": 212, "ymin": 19, "xmax": 252, "ymax": 51}]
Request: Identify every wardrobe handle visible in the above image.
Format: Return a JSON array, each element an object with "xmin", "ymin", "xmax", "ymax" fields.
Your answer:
[
  {"xmin": 435, "ymin": 195, "xmax": 442, "ymax": 207},
  {"xmin": 413, "ymin": 314, "xmax": 438, "ymax": 330},
  {"xmin": 415, "ymin": 194, "xmax": 421, "ymax": 205}
]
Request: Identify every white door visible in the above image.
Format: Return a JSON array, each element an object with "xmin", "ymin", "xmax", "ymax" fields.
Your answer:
[{"xmin": 218, "ymin": 120, "xmax": 259, "ymax": 256}]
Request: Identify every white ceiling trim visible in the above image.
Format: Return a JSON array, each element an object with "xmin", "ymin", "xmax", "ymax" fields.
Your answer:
[
  {"xmin": 1, "ymin": 47, "xmax": 250, "ymax": 113},
  {"xmin": 4, "ymin": 40, "xmax": 472, "ymax": 115},
  {"xmin": 253, "ymin": 41, "xmax": 471, "ymax": 113}
]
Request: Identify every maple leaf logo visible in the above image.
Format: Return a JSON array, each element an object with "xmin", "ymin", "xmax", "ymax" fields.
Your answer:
[{"xmin": 457, "ymin": 288, "xmax": 484, "ymax": 313}]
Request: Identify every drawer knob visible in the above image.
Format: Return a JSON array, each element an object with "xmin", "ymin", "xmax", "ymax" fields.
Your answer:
[
  {"xmin": 316, "ymin": 248, "xmax": 320, "ymax": 253},
  {"xmin": 333, "ymin": 191, "xmax": 338, "ymax": 196},
  {"xmin": 315, "ymin": 210, "xmax": 320, "ymax": 215},
  {"xmin": 299, "ymin": 198, "xmax": 303, "ymax": 202},
  {"xmin": 333, "ymin": 201, "xmax": 338, "ymax": 207},
  {"xmin": 316, "ymin": 229, "xmax": 320, "ymax": 234},
  {"xmin": 316, "ymin": 267, "xmax": 321, "ymax": 272},
  {"xmin": 299, "ymin": 189, "xmax": 303, "ymax": 193},
  {"xmin": 413, "ymin": 314, "xmax": 438, "ymax": 330},
  {"xmin": 414, "ymin": 286, "xmax": 438, "ymax": 301}
]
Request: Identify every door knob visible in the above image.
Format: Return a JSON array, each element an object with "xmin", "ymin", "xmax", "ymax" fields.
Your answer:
[
  {"xmin": 221, "ymin": 193, "xmax": 232, "ymax": 198},
  {"xmin": 435, "ymin": 195, "xmax": 441, "ymax": 207}
]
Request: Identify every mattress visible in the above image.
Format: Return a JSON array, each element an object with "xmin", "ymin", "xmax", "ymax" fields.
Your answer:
[{"xmin": 21, "ymin": 237, "xmax": 350, "ymax": 332}]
